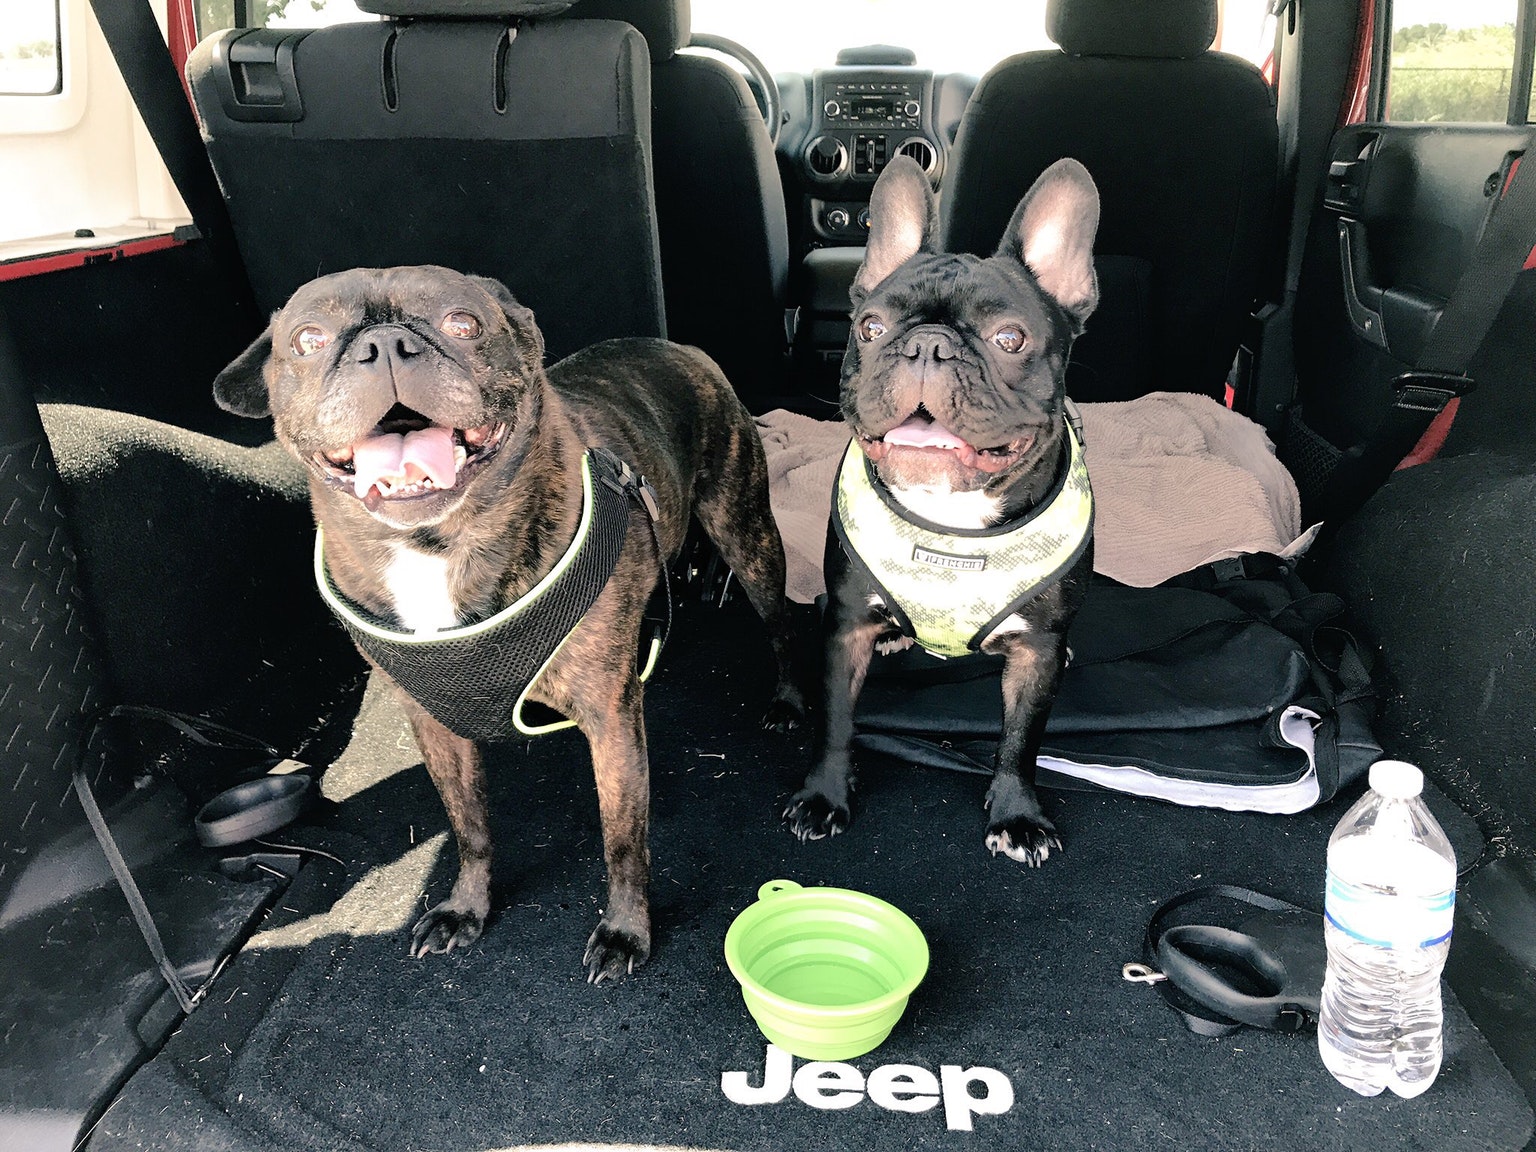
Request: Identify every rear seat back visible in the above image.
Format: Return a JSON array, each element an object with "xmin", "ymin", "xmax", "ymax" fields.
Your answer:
[
  {"xmin": 186, "ymin": 2, "xmax": 665, "ymax": 363},
  {"xmin": 939, "ymin": 0, "xmax": 1278, "ymax": 403}
]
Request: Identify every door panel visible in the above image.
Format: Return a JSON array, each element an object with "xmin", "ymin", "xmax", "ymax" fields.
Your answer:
[{"xmin": 1293, "ymin": 122, "xmax": 1534, "ymax": 453}]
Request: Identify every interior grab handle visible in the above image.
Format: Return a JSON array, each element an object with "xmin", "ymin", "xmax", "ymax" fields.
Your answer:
[{"xmin": 1337, "ymin": 219, "xmax": 1388, "ymax": 350}]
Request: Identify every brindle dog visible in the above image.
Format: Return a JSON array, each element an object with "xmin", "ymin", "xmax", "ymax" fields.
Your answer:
[{"xmin": 214, "ymin": 265, "xmax": 803, "ymax": 983}]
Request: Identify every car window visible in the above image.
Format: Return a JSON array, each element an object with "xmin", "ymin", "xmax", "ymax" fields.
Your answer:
[
  {"xmin": 0, "ymin": 0, "xmax": 61, "ymax": 96},
  {"xmin": 689, "ymin": 0, "xmax": 1277, "ymax": 75},
  {"xmin": 1385, "ymin": 0, "xmax": 1521, "ymax": 122},
  {"xmin": 193, "ymin": 0, "xmax": 372, "ymax": 36}
]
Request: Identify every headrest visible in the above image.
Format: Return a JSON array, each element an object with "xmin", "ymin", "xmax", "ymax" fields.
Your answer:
[
  {"xmin": 355, "ymin": 0, "xmax": 574, "ymax": 17},
  {"xmin": 1047, "ymin": 0, "xmax": 1217, "ymax": 59},
  {"xmin": 567, "ymin": 0, "xmax": 689, "ymax": 61}
]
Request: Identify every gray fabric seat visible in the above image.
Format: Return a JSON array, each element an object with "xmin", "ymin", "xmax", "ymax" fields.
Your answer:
[
  {"xmin": 940, "ymin": 0, "xmax": 1279, "ymax": 403},
  {"xmin": 569, "ymin": 0, "xmax": 790, "ymax": 410},
  {"xmin": 186, "ymin": 0, "xmax": 664, "ymax": 364}
]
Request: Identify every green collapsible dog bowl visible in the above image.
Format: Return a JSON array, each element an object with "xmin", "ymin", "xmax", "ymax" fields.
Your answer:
[{"xmin": 724, "ymin": 879, "xmax": 930, "ymax": 1061}]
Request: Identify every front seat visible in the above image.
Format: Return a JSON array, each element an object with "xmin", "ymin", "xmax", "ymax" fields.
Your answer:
[
  {"xmin": 569, "ymin": 0, "xmax": 792, "ymax": 412},
  {"xmin": 186, "ymin": 0, "xmax": 665, "ymax": 366},
  {"xmin": 940, "ymin": 0, "xmax": 1278, "ymax": 403}
]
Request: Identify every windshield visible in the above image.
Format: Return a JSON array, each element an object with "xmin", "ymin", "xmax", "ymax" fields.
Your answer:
[{"xmin": 689, "ymin": 0, "xmax": 1276, "ymax": 75}]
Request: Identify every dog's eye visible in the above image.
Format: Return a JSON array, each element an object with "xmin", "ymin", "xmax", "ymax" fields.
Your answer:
[
  {"xmin": 291, "ymin": 325, "xmax": 331, "ymax": 357},
  {"xmin": 857, "ymin": 315, "xmax": 887, "ymax": 342},
  {"xmin": 441, "ymin": 311, "xmax": 482, "ymax": 340},
  {"xmin": 992, "ymin": 326, "xmax": 1026, "ymax": 354}
]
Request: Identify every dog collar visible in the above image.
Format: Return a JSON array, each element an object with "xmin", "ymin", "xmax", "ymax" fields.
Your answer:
[
  {"xmin": 833, "ymin": 412, "xmax": 1093, "ymax": 659},
  {"xmin": 316, "ymin": 448, "xmax": 663, "ymax": 741}
]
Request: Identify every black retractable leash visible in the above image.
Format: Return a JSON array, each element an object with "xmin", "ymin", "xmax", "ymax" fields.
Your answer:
[{"xmin": 1124, "ymin": 885, "xmax": 1327, "ymax": 1037}]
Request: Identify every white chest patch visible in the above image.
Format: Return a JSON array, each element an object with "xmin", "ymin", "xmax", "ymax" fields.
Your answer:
[
  {"xmin": 985, "ymin": 613, "xmax": 1031, "ymax": 641},
  {"xmin": 382, "ymin": 543, "xmax": 459, "ymax": 634},
  {"xmin": 888, "ymin": 483, "xmax": 1004, "ymax": 530}
]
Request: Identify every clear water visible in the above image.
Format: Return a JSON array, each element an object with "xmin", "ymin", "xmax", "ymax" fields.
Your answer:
[{"xmin": 1318, "ymin": 835, "xmax": 1455, "ymax": 1098}]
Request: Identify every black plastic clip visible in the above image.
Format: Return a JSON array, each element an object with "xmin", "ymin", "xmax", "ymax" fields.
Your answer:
[{"xmin": 1392, "ymin": 370, "xmax": 1476, "ymax": 413}]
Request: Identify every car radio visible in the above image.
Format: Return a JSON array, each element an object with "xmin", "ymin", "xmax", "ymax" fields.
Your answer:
[{"xmin": 821, "ymin": 80, "xmax": 924, "ymax": 130}]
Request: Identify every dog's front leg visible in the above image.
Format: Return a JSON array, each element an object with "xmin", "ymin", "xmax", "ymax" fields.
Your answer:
[
  {"xmin": 405, "ymin": 698, "xmax": 493, "ymax": 956},
  {"xmin": 783, "ymin": 590, "xmax": 888, "ymax": 841},
  {"xmin": 981, "ymin": 632, "xmax": 1068, "ymax": 867},
  {"xmin": 580, "ymin": 679, "xmax": 652, "ymax": 984}
]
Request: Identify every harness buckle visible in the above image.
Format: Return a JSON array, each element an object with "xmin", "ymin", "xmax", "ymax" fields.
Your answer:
[{"xmin": 636, "ymin": 479, "xmax": 661, "ymax": 522}]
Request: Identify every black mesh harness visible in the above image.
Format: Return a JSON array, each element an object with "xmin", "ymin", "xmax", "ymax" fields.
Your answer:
[{"xmin": 315, "ymin": 448, "xmax": 666, "ymax": 742}]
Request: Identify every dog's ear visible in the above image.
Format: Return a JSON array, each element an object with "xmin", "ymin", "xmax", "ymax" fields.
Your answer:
[
  {"xmin": 468, "ymin": 274, "xmax": 546, "ymax": 372},
  {"xmin": 852, "ymin": 155, "xmax": 937, "ymax": 301},
  {"xmin": 998, "ymin": 157, "xmax": 1100, "ymax": 331},
  {"xmin": 212, "ymin": 323, "xmax": 276, "ymax": 418}
]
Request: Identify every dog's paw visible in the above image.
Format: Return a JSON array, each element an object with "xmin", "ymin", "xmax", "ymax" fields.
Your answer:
[
  {"xmin": 984, "ymin": 818, "xmax": 1063, "ymax": 868},
  {"xmin": 760, "ymin": 690, "xmax": 807, "ymax": 734},
  {"xmin": 410, "ymin": 903, "xmax": 485, "ymax": 957},
  {"xmin": 584, "ymin": 920, "xmax": 650, "ymax": 985},
  {"xmin": 782, "ymin": 789, "xmax": 851, "ymax": 841}
]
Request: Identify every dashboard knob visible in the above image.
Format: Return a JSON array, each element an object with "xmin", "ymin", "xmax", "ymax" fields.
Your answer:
[
  {"xmin": 903, "ymin": 100, "xmax": 921, "ymax": 118},
  {"xmin": 824, "ymin": 100, "xmax": 841, "ymax": 117}
]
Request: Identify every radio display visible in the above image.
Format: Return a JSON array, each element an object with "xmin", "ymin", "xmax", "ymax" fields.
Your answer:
[{"xmin": 848, "ymin": 95, "xmax": 897, "ymax": 120}]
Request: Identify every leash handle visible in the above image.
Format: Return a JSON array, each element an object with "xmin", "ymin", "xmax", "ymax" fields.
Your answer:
[{"xmin": 1140, "ymin": 884, "xmax": 1320, "ymax": 1036}]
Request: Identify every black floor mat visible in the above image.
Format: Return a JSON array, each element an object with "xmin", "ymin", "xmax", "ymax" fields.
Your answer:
[{"xmin": 92, "ymin": 600, "xmax": 1533, "ymax": 1152}]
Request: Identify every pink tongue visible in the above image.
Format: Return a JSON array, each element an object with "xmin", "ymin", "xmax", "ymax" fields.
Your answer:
[
  {"xmin": 883, "ymin": 417, "xmax": 970, "ymax": 450},
  {"xmin": 350, "ymin": 427, "xmax": 458, "ymax": 498}
]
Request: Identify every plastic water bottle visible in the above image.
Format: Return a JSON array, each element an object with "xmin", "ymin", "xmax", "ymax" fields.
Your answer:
[{"xmin": 1317, "ymin": 760, "xmax": 1457, "ymax": 1098}]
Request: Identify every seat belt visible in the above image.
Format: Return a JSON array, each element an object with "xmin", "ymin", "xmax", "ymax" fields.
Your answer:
[
  {"xmin": 85, "ymin": 0, "xmax": 257, "ymax": 318},
  {"xmin": 71, "ymin": 706, "xmax": 292, "ymax": 1014},
  {"xmin": 1314, "ymin": 149, "xmax": 1533, "ymax": 532}
]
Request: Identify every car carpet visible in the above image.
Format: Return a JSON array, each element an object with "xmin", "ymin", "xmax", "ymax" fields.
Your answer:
[{"xmin": 91, "ymin": 597, "xmax": 1532, "ymax": 1152}]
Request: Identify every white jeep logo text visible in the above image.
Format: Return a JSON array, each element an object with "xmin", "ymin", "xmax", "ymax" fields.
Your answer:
[{"xmin": 721, "ymin": 1044, "xmax": 1014, "ymax": 1131}]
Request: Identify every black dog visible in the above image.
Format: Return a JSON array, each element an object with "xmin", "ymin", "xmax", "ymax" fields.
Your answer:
[
  {"xmin": 784, "ymin": 156, "xmax": 1099, "ymax": 865},
  {"xmin": 214, "ymin": 265, "xmax": 803, "ymax": 982}
]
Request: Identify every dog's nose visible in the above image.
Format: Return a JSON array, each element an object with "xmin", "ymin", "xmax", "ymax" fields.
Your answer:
[
  {"xmin": 351, "ymin": 325, "xmax": 426, "ymax": 368},
  {"xmin": 901, "ymin": 328, "xmax": 957, "ymax": 363}
]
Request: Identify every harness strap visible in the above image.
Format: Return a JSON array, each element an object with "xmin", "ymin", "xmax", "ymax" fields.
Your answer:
[
  {"xmin": 320, "ymin": 449, "xmax": 663, "ymax": 741},
  {"xmin": 834, "ymin": 413, "xmax": 1092, "ymax": 657}
]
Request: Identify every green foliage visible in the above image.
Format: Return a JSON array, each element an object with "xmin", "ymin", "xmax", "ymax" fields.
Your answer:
[
  {"xmin": 1390, "ymin": 68, "xmax": 1511, "ymax": 122},
  {"xmin": 0, "ymin": 39, "xmax": 56, "ymax": 61},
  {"xmin": 194, "ymin": 0, "xmax": 331, "ymax": 34},
  {"xmin": 1390, "ymin": 22, "xmax": 1516, "ymax": 122},
  {"xmin": 1392, "ymin": 21, "xmax": 1515, "ymax": 62}
]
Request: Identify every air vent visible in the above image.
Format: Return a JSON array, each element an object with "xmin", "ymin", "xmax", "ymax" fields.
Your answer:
[
  {"xmin": 806, "ymin": 135, "xmax": 849, "ymax": 180},
  {"xmin": 896, "ymin": 137, "xmax": 937, "ymax": 175}
]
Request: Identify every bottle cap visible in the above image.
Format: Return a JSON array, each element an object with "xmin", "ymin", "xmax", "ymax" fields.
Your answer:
[{"xmin": 1369, "ymin": 759, "xmax": 1424, "ymax": 800}]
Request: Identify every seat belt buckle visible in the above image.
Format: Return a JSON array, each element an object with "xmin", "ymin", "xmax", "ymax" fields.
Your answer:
[{"xmin": 1392, "ymin": 370, "xmax": 1475, "ymax": 412}]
